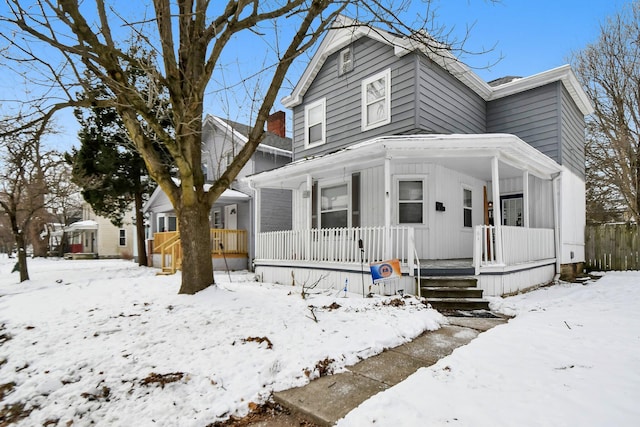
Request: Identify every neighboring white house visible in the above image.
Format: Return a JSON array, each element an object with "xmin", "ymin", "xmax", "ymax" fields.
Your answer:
[
  {"xmin": 64, "ymin": 202, "xmax": 136, "ymax": 259},
  {"xmin": 143, "ymin": 112, "xmax": 292, "ymax": 272},
  {"xmin": 245, "ymin": 16, "xmax": 593, "ymax": 298}
]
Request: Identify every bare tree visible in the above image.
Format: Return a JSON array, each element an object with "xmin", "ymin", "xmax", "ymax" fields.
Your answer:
[
  {"xmin": 46, "ymin": 162, "xmax": 84, "ymax": 256},
  {"xmin": 0, "ymin": 1, "xmax": 493, "ymax": 294},
  {"xmin": 0, "ymin": 121, "xmax": 62, "ymax": 281},
  {"xmin": 572, "ymin": 1, "xmax": 640, "ymax": 223}
]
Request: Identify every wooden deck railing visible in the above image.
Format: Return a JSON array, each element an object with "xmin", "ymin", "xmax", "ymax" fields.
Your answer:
[{"xmin": 152, "ymin": 229, "xmax": 248, "ymax": 274}]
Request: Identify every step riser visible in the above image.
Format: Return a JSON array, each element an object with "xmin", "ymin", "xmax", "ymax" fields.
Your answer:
[
  {"xmin": 422, "ymin": 289, "xmax": 483, "ymax": 299},
  {"xmin": 429, "ymin": 301, "xmax": 490, "ymax": 311},
  {"xmin": 420, "ymin": 280, "xmax": 477, "ymax": 288}
]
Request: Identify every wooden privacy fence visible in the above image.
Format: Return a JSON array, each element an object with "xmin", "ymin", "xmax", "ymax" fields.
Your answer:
[{"xmin": 585, "ymin": 223, "xmax": 640, "ymax": 271}]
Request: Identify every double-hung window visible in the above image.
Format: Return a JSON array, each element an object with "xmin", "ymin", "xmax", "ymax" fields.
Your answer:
[
  {"xmin": 398, "ymin": 180, "xmax": 424, "ymax": 224},
  {"xmin": 304, "ymin": 98, "xmax": 326, "ymax": 148},
  {"xmin": 320, "ymin": 184, "xmax": 348, "ymax": 228},
  {"xmin": 463, "ymin": 188, "xmax": 473, "ymax": 228},
  {"xmin": 362, "ymin": 68, "xmax": 391, "ymax": 131},
  {"xmin": 119, "ymin": 229, "xmax": 126, "ymax": 246}
]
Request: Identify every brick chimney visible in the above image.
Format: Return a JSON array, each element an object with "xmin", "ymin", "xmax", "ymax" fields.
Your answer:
[{"xmin": 267, "ymin": 111, "xmax": 286, "ymax": 138}]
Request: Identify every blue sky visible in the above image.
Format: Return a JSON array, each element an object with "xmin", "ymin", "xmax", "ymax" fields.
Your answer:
[
  {"xmin": 431, "ymin": 0, "xmax": 627, "ymax": 80},
  {"xmin": 1, "ymin": 0, "xmax": 629, "ymax": 147}
]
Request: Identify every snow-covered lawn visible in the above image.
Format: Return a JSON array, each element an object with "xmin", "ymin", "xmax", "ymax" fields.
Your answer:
[
  {"xmin": 0, "ymin": 257, "xmax": 442, "ymax": 426},
  {"xmin": 2, "ymin": 258, "xmax": 639, "ymax": 427},
  {"xmin": 340, "ymin": 271, "xmax": 640, "ymax": 426}
]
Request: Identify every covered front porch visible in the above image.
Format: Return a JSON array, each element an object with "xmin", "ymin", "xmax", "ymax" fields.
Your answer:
[
  {"xmin": 247, "ymin": 134, "xmax": 562, "ymax": 297},
  {"xmin": 63, "ymin": 220, "xmax": 98, "ymax": 259},
  {"xmin": 152, "ymin": 229, "xmax": 248, "ymax": 274},
  {"xmin": 144, "ymin": 187, "xmax": 253, "ymax": 273}
]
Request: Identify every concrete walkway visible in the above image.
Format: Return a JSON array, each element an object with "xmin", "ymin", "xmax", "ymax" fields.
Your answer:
[{"xmin": 273, "ymin": 316, "xmax": 508, "ymax": 426}]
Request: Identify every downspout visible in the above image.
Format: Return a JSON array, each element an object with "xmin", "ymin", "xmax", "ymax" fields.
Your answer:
[
  {"xmin": 384, "ymin": 155, "xmax": 392, "ymax": 260},
  {"xmin": 552, "ymin": 171, "xmax": 562, "ymax": 282},
  {"xmin": 247, "ymin": 179, "xmax": 259, "ymax": 271}
]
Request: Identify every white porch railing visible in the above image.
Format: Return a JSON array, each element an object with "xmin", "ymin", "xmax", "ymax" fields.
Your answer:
[
  {"xmin": 474, "ymin": 225, "xmax": 555, "ymax": 272},
  {"xmin": 256, "ymin": 226, "xmax": 416, "ymax": 272}
]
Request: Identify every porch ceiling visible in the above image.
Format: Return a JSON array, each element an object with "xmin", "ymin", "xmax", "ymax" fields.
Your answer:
[{"xmin": 246, "ymin": 134, "xmax": 561, "ymax": 189}]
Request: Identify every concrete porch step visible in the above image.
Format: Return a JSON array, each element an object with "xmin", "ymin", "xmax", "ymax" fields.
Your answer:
[
  {"xmin": 419, "ymin": 276, "xmax": 478, "ymax": 287},
  {"xmin": 422, "ymin": 287, "xmax": 484, "ymax": 299},
  {"xmin": 426, "ymin": 297, "xmax": 490, "ymax": 311}
]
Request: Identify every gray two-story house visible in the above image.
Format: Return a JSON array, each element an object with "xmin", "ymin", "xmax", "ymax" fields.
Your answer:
[{"xmin": 247, "ymin": 16, "xmax": 592, "ymax": 298}]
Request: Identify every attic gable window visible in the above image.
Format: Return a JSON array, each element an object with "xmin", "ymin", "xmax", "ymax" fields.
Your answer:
[
  {"xmin": 304, "ymin": 98, "xmax": 326, "ymax": 148},
  {"xmin": 339, "ymin": 47, "xmax": 353, "ymax": 75},
  {"xmin": 362, "ymin": 68, "xmax": 391, "ymax": 131}
]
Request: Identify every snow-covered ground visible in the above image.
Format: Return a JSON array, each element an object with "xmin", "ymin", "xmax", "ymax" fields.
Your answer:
[
  {"xmin": 1, "ymin": 258, "xmax": 639, "ymax": 426},
  {"xmin": 340, "ymin": 271, "xmax": 640, "ymax": 426},
  {"xmin": 0, "ymin": 257, "xmax": 442, "ymax": 426}
]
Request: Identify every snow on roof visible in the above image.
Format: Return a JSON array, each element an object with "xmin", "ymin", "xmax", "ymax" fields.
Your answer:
[{"xmin": 65, "ymin": 220, "xmax": 98, "ymax": 232}]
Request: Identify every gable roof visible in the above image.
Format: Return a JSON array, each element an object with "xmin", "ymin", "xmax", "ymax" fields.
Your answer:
[
  {"xmin": 282, "ymin": 16, "xmax": 593, "ymax": 116},
  {"xmin": 203, "ymin": 115, "xmax": 292, "ymax": 156}
]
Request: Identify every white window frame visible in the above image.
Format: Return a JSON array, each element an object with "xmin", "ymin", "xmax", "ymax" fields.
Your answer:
[
  {"xmin": 395, "ymin": 177, "xmax": 426, "ymax": 225},
  {"xmin": 318, "ymin": 180, "xmax": 350, "ymax": 229},
  {"xmin": 361, "ymin": 68, "xmax": 391, "ymax": 131},
  {"xmin": 339, "ymin": 47, "xmax": 353, "ymax": 75},
  {"xmin": 118, "ymin": 228, "xmax": 127, "ymax": 247},
  {"xmin": 462, "ymin": 186, "xmax": 473, "ymax": 229},
  {"xmin": 304, "ymin": 98, "xmax": 326, "ymax": 148}
]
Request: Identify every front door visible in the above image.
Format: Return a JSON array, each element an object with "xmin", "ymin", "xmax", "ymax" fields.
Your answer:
[
  {"xmin": 224, "ymin": 204, "xmax": 238, "ymax": 251},
  {"xmin": 225, "ymin": 204, "xmax": 237, "ymax": 230},
  {"xmin": 501, "ymin": 195, "xmax": 523, "ymax": 226}
]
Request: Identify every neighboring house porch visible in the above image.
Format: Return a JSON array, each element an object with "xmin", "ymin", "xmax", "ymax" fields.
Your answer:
[
  {"xmin": 247, "ymin": 134, "xmax": 562, "ymax": 297},
  {"xmin": 144, "ymin": 187, "xmax": 252, "ymax": 273}
]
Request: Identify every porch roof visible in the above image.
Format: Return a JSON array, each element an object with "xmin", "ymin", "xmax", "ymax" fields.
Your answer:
[
  {"xmin": 65, "ymin": 220, "xmax": 98, "ymax": 232},
  {"xmin": 245, "ymin": 134, "xmax": 562, "ymax": 189},
  {"xmin": 143, "ymin": 184, "xmax": 250, "ymax": 214}
]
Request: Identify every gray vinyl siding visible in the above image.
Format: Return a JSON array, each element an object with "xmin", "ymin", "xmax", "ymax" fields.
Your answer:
[
  {"xmin": 260, "ymin": 188, "xmax": 292, "ymax": 232},
  {"xmin": 254, "ymin": 150, "xmax": 291, "ymax": 174},
  {"xmin": 487, "ymin": 83, "xmax": 561, "ymax": 162},
  {"xmin": 417, "ymin": 56, "xmax": 486, "ymax": 134},
  {"xmin": 293, "ymin": 37, "xmax": 417, "ymax": 160},
  {"xmin": 560, "ymin": 85, "xmax": 586, "ymax": 178}
]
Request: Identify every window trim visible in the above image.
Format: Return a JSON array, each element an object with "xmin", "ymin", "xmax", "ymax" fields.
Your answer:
[
  {"xmin": 304, "ymin": 97, "xmax": 326, "ymax": 148},
  {"xmin": 462, "ymin": 186, "xmax": 473, "ymax": 229},
  {"xmin": 339, "ymin": 47, "xmax": 353, "ymax": 75},
  {"xmin": 395, "ymin": 176, "xmax": 426, "ymax": 225},
  {"xmin": 318, "ymin": 180, "xmax": 351, "ymax": 229},
  {"xmin": 361, "ymin": 68, "xmax": 391, "ymax": 131},
  {"xmin": 118, "ymin": 228, "xmax": 127, "ymax": 247}
]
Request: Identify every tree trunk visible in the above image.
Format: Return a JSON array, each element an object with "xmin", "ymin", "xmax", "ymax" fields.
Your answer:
[
  {"xmin": 15, "ymin": 231, "xmax": 29, "ymax": 282},
  {"xmin": 177, "ymin": 202, "xmax": 214, "ymax": 294},
  {"xmin": 134, "ymin": 190, "xmax": 148, "ymax": 267}
]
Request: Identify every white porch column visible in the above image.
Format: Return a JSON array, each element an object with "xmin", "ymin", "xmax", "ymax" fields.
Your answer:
[
  {"xmin": 491, "ymin": 156, "xmax": 504, "ymax": 264},
  {"xmin": 248, "ymin": 181, "xmax": 261, "ymax": 261},
  {"xmin": 254, "ymin": 186, "xmax": 261, "ymax": 235},
  {"xmin": 306, "ymin": 174, "xmax": 313, "ymax": 229},
  {"xmin": 384, "ymin": 156, "xmax": 392, "ymax": 259},
  {"xmin": 306, "ymin": 174, "xmax": 313, "ymax": 262},
  {"xmin": 522, "ymin": 170, "xmax": 530, "ymax": 228}
]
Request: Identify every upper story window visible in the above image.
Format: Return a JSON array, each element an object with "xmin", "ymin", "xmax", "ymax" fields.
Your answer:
[
  {"xmin": 339, "ymin": 47, "xmax": 353, "ymax": 75},
  {"xmin": 304, "ymin": 98, "xmax": 326, "ymax": 148},
  {"xmin": 362, "ymin": 68, "xmax": 391, "ymax": 131}
]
